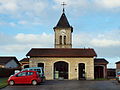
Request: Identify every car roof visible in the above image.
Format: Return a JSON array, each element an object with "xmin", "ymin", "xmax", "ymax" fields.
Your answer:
[
  {"xmin": 21, "ymin": 70, "xmax": 37, "ymax": 73},
  {"xmin": 24, "ymin": 67, "xmax": 43, "ymax": 69}
]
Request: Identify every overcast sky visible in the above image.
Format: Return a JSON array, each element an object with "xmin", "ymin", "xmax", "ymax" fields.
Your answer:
[{"xmin": 0, "ymin": 0, "xmax": 120, "ymax": 68}]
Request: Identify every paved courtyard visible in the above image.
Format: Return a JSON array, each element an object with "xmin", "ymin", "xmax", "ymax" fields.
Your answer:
[{"xmin": 2, "ymin": 80, "xmax": 120, "ymax": 90}]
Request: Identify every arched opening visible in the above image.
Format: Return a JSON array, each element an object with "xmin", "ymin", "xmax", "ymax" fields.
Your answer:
[
  {"xmin": 79, "ymin": 63, "xmax": 85, "ymax": 80},
  {"xmin": 24, "ymin": 65, "xmax": 29, "ymax": 68},
  {"xmin": 64, "ymin": 36, "xmax": 66, "ymax": 45},
  {"xmin": 94, "ymin": 66, "xmax": 104, "ymax": 79},
  {"xmin": 38, "ymin": 63, "xmax": 44, "ymax": 68},
  {"xmin": 54, "ymin": 61, "xmax": 68, "ymax": 80},
  {"xmin": 60, "ymin": 36, "xmax": 62, "ymax": 44}
]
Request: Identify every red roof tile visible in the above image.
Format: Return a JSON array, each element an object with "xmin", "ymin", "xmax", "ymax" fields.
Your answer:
[
  {"xmin": 26, "ymin": 48, "xmax": 97, "ymax": 57},
  {"xmin": 94, "ymin": 58, "xmax": 109, "ymax": 64},
  {"xmin": 20, "ymin": 58, "xmax": 29, "ymax": 62},
  {"xmin": 116, "ymin": 61, "xmax": 120, "ymax": 64}
]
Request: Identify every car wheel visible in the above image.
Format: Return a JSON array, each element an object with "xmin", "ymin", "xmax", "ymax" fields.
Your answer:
[
  {"xmin": 9, "ymin": 80, "xmax": 14, "ymax": 86},
  {"xmin": 32, "ymin": 80, "xmax": 37, "ymax": 85}
]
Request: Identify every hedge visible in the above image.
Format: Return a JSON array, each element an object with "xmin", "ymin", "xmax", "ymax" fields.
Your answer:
[{"xmin": 0, "ymin": 68, "xmax": 21, "ymax": 77}]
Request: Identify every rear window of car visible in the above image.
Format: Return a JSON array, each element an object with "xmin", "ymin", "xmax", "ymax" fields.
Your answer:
[
  {"xmin": 37, "ymin": 69, "xmax": 41, "ymax": 73},
  {"xmin": 32, "ymin": 69, "xmax": 41, "ymax": 73}
]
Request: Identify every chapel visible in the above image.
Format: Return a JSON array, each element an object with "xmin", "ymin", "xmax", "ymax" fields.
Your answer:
[{"xmin": 26, "ymin": 6, "xmax": 108, "ymax": 80}]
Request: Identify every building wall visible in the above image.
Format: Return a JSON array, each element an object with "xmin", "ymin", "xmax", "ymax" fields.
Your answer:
[
  {"xmin": 29, "ymin": 57, "xmax": 94, "ymax": 80},
  {"xmin": 5, "ymin": 59, "xmax": 19, "ymax": 68},
  {"xmin": 0, "ymin": 65, "xmax": 4, "ymax": 68},
  {"xmin": 107, "ymin": 69, "xmax": 116, "ymax": 78},
  {"xmin": 116, "ymin": 63, "xmax": 120, "ymax": 69},
  {"xmin": 20, "ymin": 62, "xmax": 29, "ymax": 69},
  {"xmin": 116, "ymin": 63, "xmax": 120, "ymax": 74},
  {"xmin": 94, "ymin": 64, "xmax": 107, "ymax": 78},
  {"xmin": 54, "ymin": 28, "xmax": 72, "ymax": 48}
]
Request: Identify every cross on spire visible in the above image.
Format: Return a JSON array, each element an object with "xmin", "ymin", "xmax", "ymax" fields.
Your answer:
[{"xmin": 61, "ymin": 2, "xmax": 66, "ymax": 13}]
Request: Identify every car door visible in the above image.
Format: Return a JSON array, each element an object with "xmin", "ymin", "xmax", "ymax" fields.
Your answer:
[
  {"xmin": 15, "ymin": 72, "xmax": 27, "ymax": 84},
  {"xmin": 26, "ymin": 71, "xmax": 34, "ymax": 83}
]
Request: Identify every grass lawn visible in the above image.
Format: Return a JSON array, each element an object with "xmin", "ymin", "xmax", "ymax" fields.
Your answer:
[{"xmin": 0, "ymin": 78, "xmax": 8, "ymax": 89}]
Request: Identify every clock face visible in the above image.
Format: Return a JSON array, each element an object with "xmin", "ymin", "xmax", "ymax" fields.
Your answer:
[{"xmin": 60, "ymin": 29, "xmax": 66, "ymax": 35}]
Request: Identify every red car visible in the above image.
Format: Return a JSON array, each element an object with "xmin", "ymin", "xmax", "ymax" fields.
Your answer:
[{"xmin": 8, "ymin": 70, "xmax": 41, "ymax": 85}]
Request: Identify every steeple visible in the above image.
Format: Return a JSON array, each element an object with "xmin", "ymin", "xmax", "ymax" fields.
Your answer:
[
  {"xmin": 54, "ymin": 2, "xmax": 73, "ymax": 32},
  {"xmin": 54, "ymin": 13, "xmax": 71, "ymax": 28},
  {"xmin": 54, "ymin": 2, "xmax": 73, "ymax": 48}
]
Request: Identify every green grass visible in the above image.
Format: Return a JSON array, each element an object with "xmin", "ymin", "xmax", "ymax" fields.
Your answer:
[{"xmin": 0, "ymin": 78, "xmax": 8, "ymax": 89}]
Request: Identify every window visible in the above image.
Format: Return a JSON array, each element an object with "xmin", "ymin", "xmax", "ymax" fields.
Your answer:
[
  {"xmin": 37, "ymin": 69, "xmax": 41, "ymax": 73},
  {"xmin": 64, "ymin": 36, "xmax": 66, "ymax": 45},
  {"xmin": 17, "ymin": 72, "xmax": 26, "ymax": 77},
  {"xmin": 38, "ymin": 63, "xmax": 44, "ymax": 68},
  {"xmin": 26, "ymin": 72, "xmax": 33, "ymax": 76},
  {"xmin": 60, "ymin": 36, "xmax": 62, "ymax": 44}
]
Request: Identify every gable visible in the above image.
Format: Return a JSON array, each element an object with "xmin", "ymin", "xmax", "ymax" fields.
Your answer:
[
  {"xmin": 0, "ymin": 57, "xmax": 20, "ymax": 66},
  {"xmin": 5, "ymin": 59, "xmax": 19, "ymax": 68}
]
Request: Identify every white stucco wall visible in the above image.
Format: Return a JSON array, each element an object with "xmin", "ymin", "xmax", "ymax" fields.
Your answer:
[{"xmin": 5, "ymin": 59, "xmax": 18, "ymax": 68}]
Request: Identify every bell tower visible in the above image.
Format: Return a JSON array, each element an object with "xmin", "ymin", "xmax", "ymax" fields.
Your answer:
[{"xmin": 53, "ymin": 2, "xmax": 73, "ymax": 48}]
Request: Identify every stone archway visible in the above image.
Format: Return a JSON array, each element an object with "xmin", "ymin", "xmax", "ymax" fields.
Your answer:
[
  {"xmin": 94, "ymin": 66, "xmax": 104, "ymax": 79},
  {"xmin": 54, "ymin": 61, "xmax": 68, "ymax": 80}
]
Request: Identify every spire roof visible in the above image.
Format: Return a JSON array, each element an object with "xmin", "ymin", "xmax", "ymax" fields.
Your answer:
[{"xmin": 54, "ymin": 12, "xmax": 72, "ymax": 29}]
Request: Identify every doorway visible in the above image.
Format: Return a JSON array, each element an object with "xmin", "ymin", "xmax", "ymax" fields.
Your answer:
[
  {"xmin": 94, "ymin": 66, "xmax": 104, "ymax": 79},
  {"xmin": 79, "ymin": 63, "xmax": 85, "ymax": 80},
  {"xmin": 54, "ymin": 61, "xmax": 68, "ymax": 79}
]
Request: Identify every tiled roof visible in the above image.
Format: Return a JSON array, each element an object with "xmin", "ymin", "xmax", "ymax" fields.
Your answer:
[
  {"xmin": 0, "ymin": 56, "xmax": 20, "ymax": 65},
  {"xmin": 54, "ymin": 13, "xmax": 73, "ymax": 31},
  {"xmin": 116, "ymin": 61, "xmax": 120, "ymax": 64},
  {"xmin": 20, "ymin": 58, "xmax": 29, "ymax": 62},
  {"xmin": 26, "ymin": 48, "xmax": 97, "ymax": 57},
  {"xmin": 94, "ymin": 58, "xmax": 109, "ymax": 64}
]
